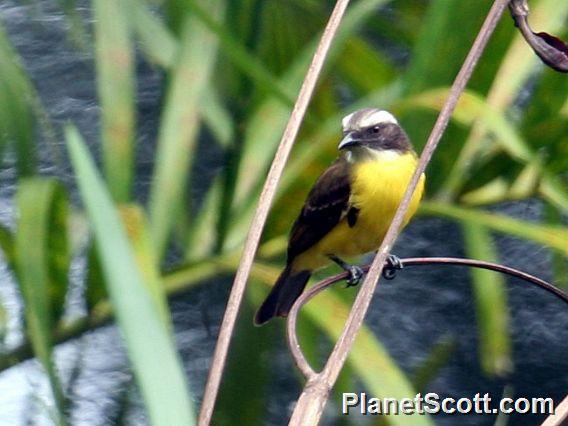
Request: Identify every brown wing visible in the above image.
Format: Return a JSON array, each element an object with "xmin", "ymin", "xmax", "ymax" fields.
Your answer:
[{"xmin": 287, "ymin": 158, "xmax": 352, "ymax": 262}]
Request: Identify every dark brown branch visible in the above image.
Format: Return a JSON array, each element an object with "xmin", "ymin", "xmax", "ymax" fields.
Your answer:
[
  {"xmin": 287, "ymin": 257, "xmax": 567, "ymax": 377},
  {"xmin": 509, "ymin": 0, "xmax": 568, "ymax": 72},
  {"xmin": 288, "ymin": 1, "xmax": 512, "ymax": 423}
]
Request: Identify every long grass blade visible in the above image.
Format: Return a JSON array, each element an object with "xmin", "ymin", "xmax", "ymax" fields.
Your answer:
[
  {"xmin": 544, "ymin": 203, "xmax": 568, "ymax": 289},
  {"xmin": 126, "ymin": 0, "xmax": 177, "ymax": 68},
  {"xmin": 420, "ymin": 201, "xmax": 568, "ymax": 255},
  {"xmin": 93, "ymin": 0, "xmax": 136, "ymax": 202},
  {"xmin": 463, "ymin": 222, "xmax": 512, "ymax": 377},
  {"xmin": 119, "ymin": 205, "xmax": 171, "ymax": 328},
  {"xmin": 56, "ymin": 0, "xmax": 89, "ymax": 49},
  {"xmin": 0, "ymin": 22, "xmax": 36, "ymax": 176},
  {"xmin": 15, "ymin": 178, "xmax": 69, "ymax": 425},
  {"xmin": 65, "ymin": 125, "xmax": 195, "ymax": 426},
  {"xmin": 148, "ymin": 0, "xmax": 225, "ymax": 258}
]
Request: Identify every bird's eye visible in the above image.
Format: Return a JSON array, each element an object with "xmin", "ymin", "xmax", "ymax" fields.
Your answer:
[{"xmin": 368, "ymin": 126, "xmax": 380, "ymax": 134}]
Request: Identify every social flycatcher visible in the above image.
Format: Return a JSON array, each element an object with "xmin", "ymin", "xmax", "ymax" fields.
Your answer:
[{"xmin": 254, "ymin": 108, "xmax": 425, "ymax": 325}]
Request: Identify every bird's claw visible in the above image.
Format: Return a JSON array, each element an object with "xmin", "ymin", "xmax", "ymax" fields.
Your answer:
[
  {"xmin": 345, "ymin": 265, "xmax": 364, "ymax": 287},
  {"xmin": 382, "ymin": 254, "xmax": 403, "ymax": 280}
]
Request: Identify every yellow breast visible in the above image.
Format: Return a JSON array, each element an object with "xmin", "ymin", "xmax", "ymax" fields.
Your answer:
[{"xmin": 292, "ymin": 151, "xmax": 424, "ymax": 271}]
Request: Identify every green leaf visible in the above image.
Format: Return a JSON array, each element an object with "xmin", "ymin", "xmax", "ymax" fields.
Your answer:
[
  {"xmin": 0, "ymin": 298, "xmax": 5, "ymax": 351},
  {"xmin": 127, "ymin": 0, "xmax": 178, "ymax": 68},
  {"xmin": 411, "ymin": 336, "xmax": 457, "ymax": 393},
  {"xmin": 94, "ymin": 0, "xmax": 136, "ymax": 202},
  {"xmin": 214, "ymin": 295, "xmax": 272, "ymax": 425},
  {"xmin": 119, "ymin": 205, "xmax": 171, "ymax": 328},
  {"xmin": 463, "ymin": 222, "xmax": 512, "ymax": 377},
  {"xmin": 65, "ymin": 125, "xmax": 195, "ymax": 426},
  {"xmin": 85, "ymin": 241, "xmax": 106, "ymax": 311},
  {"xmin": 16, "ymin": 179, "xmax": 70, "ymax": 324},
  {"xmin": 148, "ymin": 0, "xmax": 225, "ymax": 258},
  {"xmin": 184, "ymin": 176, "xmax": 223, "ymax": 261},
  {"xmin": 56, "ymin": 0, "xmax": 89, "ymax": 49},
  {"xmin": 0, "ymin": 224, "xmax": 14, "ymax": 268},
  {"xmin": 336, "ymin": 36, "xmax": 396, "ymax": 94},
  {"xmin": 127, "ymin": 0, "xmax": 234, "ymax": 153},
  {"xmin": 15, "ymin": 178, "xmax": 69, "ymax": 424},
  {"xmin": 0, "ymin": 22, "xmax": 36, "ymax": 175},
  {"xmin": 420, "ymin": 201, "xmax": 568, "ymax": 255},
  {"xmin": 544, "ymin": 203, "xmax": 568, "ymax": 289}
]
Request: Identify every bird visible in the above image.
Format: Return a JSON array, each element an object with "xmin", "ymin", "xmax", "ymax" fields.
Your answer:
[{"xmin": 254, "ymin": 108, "xmax": 425, "ymax": 325}]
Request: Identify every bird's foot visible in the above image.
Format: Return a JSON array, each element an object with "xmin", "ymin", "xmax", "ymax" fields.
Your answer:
[
  {"xmin": 346, "ymin": 265, "xmax": 364, "ymax": 287},
  {"xmin": 328, "ymin": 255, "xmax": 365, "ymax": 287},
  {"xmin": 382, "ymin": 254, "xmax": 403, "ymax": 280}
]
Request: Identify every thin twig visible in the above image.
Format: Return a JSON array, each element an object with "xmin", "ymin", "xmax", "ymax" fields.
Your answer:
[
  {"xmin": 287, "ymin": 256, "xmax": 567, "ymax": 377},
  {"xmin": 288, "ymin": 1, "xmax": 512, "ymax": 423},
  {"xmin": 197, "ymin": 1, "xmax": 352, "ymax": 424},
  {"xmin": 541, "ymin": 394, "xmax": 568, "ymax": 426}
]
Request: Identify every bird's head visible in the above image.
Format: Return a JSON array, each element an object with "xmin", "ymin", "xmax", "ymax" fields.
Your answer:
[{"xmin": 338, "ymin": 108, "xmax": 412, "ymax": 161}]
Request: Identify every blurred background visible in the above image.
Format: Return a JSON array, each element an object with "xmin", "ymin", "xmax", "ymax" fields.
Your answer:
[{"xmin": 0, "ymin": 0, "xmax": 566, "ymax": 425}]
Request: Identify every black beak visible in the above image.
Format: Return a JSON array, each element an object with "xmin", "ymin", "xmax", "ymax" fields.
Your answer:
[{"xmin": 338, "ymin": 132, "xmax": 361, "ymax": 150}]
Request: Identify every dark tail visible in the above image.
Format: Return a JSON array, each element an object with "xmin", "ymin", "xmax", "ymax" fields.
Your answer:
[{"xmin": 254, "ymin": 266, "xmax": 311, "ymax": 326}]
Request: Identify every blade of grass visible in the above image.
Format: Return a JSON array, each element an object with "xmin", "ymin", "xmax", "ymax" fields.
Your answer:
[
  {"xmin": 411, "ymin": 337, "xmax": 457, "ymax": 393},
  {"xmin": 93, "ymin": 0, "xmax": 136, "ymax": 202},
  {"xmin": 148, "ymin": 0, "xmax": 225, "ymax": 259},
  {"xmin": 460, "ymin": 177, "xmax": 510, "ymax": 205},
  {"xmin": 0, "ymin": 22, "xmax": 36, "ymax": 176},
  {"xmin": 119, "ymin": 205, "xmax": 171, "ymax": 328},
  {"xmin": 56, "ymin": 0, "xmax": 89, "ymax": 49},
  {"xmin": 184, "ymin": 176, "xmax": 224, "ymax": 261},
  {"xmin": 463, "ymin": 222, "xmax": 512, "ymax": 377},
  {"xmin": 214, "ymin": 296, "xmax": 273, "ymax": 425},
  {"xmin": 15, "ymin": 178, "xmax": 69, "ymax": 425},
  {"xmin": 0, "ymin": 224, "xmax": 14, "ymax": 268},
  {"xmin": 0, "ymin": 295, "xmax": 6, "ymax": 350},
  {"xmin": 185, "ymin": 0, "xmax": 295, "ymax": 105},
  {"xmin": 544, "ymin": 203, "xmax": 568, "ymax": 289},
  {"xmin": 420, "ymin": 201, "xmax": 568, "ymax": 255},
  {"xmin": 127, "ymin": 0, "xmax": 234, "ymax": 152},
  {"xmin": 65, "ymin": 125, "xmax": 195, "ymax": 426},
  {"xmin": 126, "ymin": 0, "xmax": 178, "ymax": 68},
  {"xmin": 539, "ymin": 176, "xmax": 568, "ymax": 212}
]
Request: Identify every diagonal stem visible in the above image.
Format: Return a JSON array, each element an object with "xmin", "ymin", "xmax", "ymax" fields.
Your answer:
[
  {"xmin": 197, "ymin": 1, "xmax": 352, "ymax": 424},
  {"xmin": 288, "ymin": 0, "xmax": 513, "ymax": 424}
]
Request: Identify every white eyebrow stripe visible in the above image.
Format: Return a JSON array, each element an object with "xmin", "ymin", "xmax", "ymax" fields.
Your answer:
[
  {"xmin": 341, "ymin": 112, "xmax": 356, "ymax": 130},
  {"xmin": 358, "ymin": 110, "xmax": 397, "ymax": 128}
]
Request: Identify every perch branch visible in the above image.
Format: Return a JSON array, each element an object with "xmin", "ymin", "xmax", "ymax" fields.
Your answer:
[
  {"xmin": 287, "ymin": 256, "xmax": 568, "ymax": 377},
  {"xmin": 288, "ymin": 0, "xmax": 512, "ymax": 423},
  {"xmin": 197, "ymin": 1, "xmax": 352, "ymax": 424}
]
